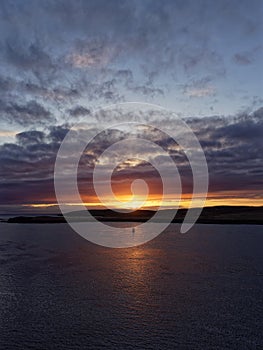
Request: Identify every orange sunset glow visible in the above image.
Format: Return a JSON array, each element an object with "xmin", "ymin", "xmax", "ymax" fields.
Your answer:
[{"xmin": 24, "ymin": 190, "xmax": 263, "ymax": 211}]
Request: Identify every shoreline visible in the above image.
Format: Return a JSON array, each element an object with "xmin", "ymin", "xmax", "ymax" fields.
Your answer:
[{"xmin": 2, "ymin": 206, "xmax": 263, "ymax": 225}]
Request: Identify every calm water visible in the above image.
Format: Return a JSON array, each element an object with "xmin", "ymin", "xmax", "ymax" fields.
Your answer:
[{"xmin": 0, "ymin": 223, "xmax": 262, "ymax": 349}]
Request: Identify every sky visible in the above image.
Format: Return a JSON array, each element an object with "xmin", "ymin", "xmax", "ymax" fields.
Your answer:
[{"xmin": 0, "ymin": 0, "xmax": 262, "ymax": 213}]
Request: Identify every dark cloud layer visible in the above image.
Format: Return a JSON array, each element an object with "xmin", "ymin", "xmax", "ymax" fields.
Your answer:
[{"xmin": 0, "ymin": 108, "xmax": 262, "ymax": 205}]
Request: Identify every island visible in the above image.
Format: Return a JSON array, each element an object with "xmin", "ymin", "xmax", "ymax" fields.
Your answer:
[{"xmin": 3, "ymin": 206, "xmax": 263, "ymax": 225}]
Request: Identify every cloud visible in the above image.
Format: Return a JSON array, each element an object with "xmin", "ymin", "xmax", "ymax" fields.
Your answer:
[
  {"xmin": 0, "ymin": 108, "xmax": 262, "ymax": 205},
  {"xmin": 0, "ymin": 0, "xmax": 262, "ymax": 207},
  {"xmin": 68, "ymin": 106, "xmax": 91, "ymax": 117},
  {"xmin": 0, "ymin": 0, "xmax": 260, "ymax": 120},
  {"xmin": 185, "ymin": 86, "xmax": 216, "ymax": 98},
  {"xmin": 234, "ymin": 53, "xmax": 252, "ymax": 65},
  {"xmin": 66, "ymin": 38, "xmax": 115, "ymax": 68},
  {"xmin": 233, "ymin": 46, "xmax": 262, "ymax": 65},
  {"xmin": 0, "ymin": 100, "xmax": 53, "ymax": 126},
  {"xmin": 68, "ymin": 53, "xmax": 97, "ymax": 68},
  {"xmin": 182, "ymin": 77, "xmax": 216, "ymax": 98},
  {"xmin": 48, "ymin": 125, "xmax": 70, "ymax": 142},
  {"xmin": 5, "ymin": 40, "xmax": 54, "ymax": 71},
  {"xmin": 128, "ymin": 85, "xmax": 164, "ymax": 97},
  {"xmin": 16, "ymin": 130, "xmax": 45, "ymax": 145},
  {"xmin": 180, "ymin": 49, "xmax": 225, "ymax": 77}
]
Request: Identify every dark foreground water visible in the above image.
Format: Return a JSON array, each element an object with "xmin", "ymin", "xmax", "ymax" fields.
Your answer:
[{"xmin": 0, "ymin": 223, "xmax": 262, "ymax": 350}]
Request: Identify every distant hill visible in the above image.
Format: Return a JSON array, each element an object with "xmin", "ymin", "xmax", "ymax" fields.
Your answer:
[{"xmin": 5, "ymin": 206, "xmax": 263, "ymax": 225}]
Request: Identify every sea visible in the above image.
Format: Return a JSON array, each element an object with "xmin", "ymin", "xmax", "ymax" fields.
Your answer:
[{"xmin": 0, "ymin": 222, "xmax": 262, "ymax": 349}]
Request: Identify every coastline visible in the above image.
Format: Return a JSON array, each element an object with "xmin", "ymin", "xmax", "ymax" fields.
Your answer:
[{"xmin": 2, "ymin": 206, "xmax": 263, "ymax": 225}]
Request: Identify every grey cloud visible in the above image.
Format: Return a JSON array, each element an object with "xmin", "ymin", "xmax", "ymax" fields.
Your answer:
[
  {"xmin": 5, "ymin": 40, "xmax": 54, "ymax": 72},
  {"xmin": 182, "ymin": 76, "xmax": 216, "ymax": 98},
  {"xmin": 68, "ymin": 106, "xmax": 91, "ymax": 117},
  {"xmin": 0, "ymin": 107, "xmax": 262, "ymax": 205},
  {"xmin": 0, "ymin": 100, "xmax": 53, "ymax": 126},
  {"xmin": 0, "ymin": 74, "xmax": 81, "ymax": 105},
  {"xmin": 234, "ymin": 53, "xmax": 252, "ymax": 65},
  {"xmin": 128, "ymin": 85, "xmax": 164, "ymax": 97},
  {"xmin": 0, "ymin": 75, "xmax": 13, "ymax": 91},
  {"xmin": 0, "ymin": 0, "xmax": 260, "ymax": 119},
  {"xmin": 0, "ymin": 126, "xmax": 64, "ymax": 186},
  {"xmin": 22, "ymin": 82, "xmax": 80, "ymax": 102},
  {"xmin": 233, "ymin": 46, "xmax": 262, "ymax": 65},
  {"xmin": 0, "ymin": 0, "xmax": 235, "ymax": 107},
  {"xmin": 16, "ymin": 130, "xmax": 45, "ymax": 145},
  {"xmin": 212, "ymin": 118, "xmax": 263, "ymax": 140},
  {"xmin": 48, "ymin": 125, "xmax": 70, "ymax": 142},
  {"xmin": 180, "ymin": 49, "xmax": 225, "ymax": 77}
]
